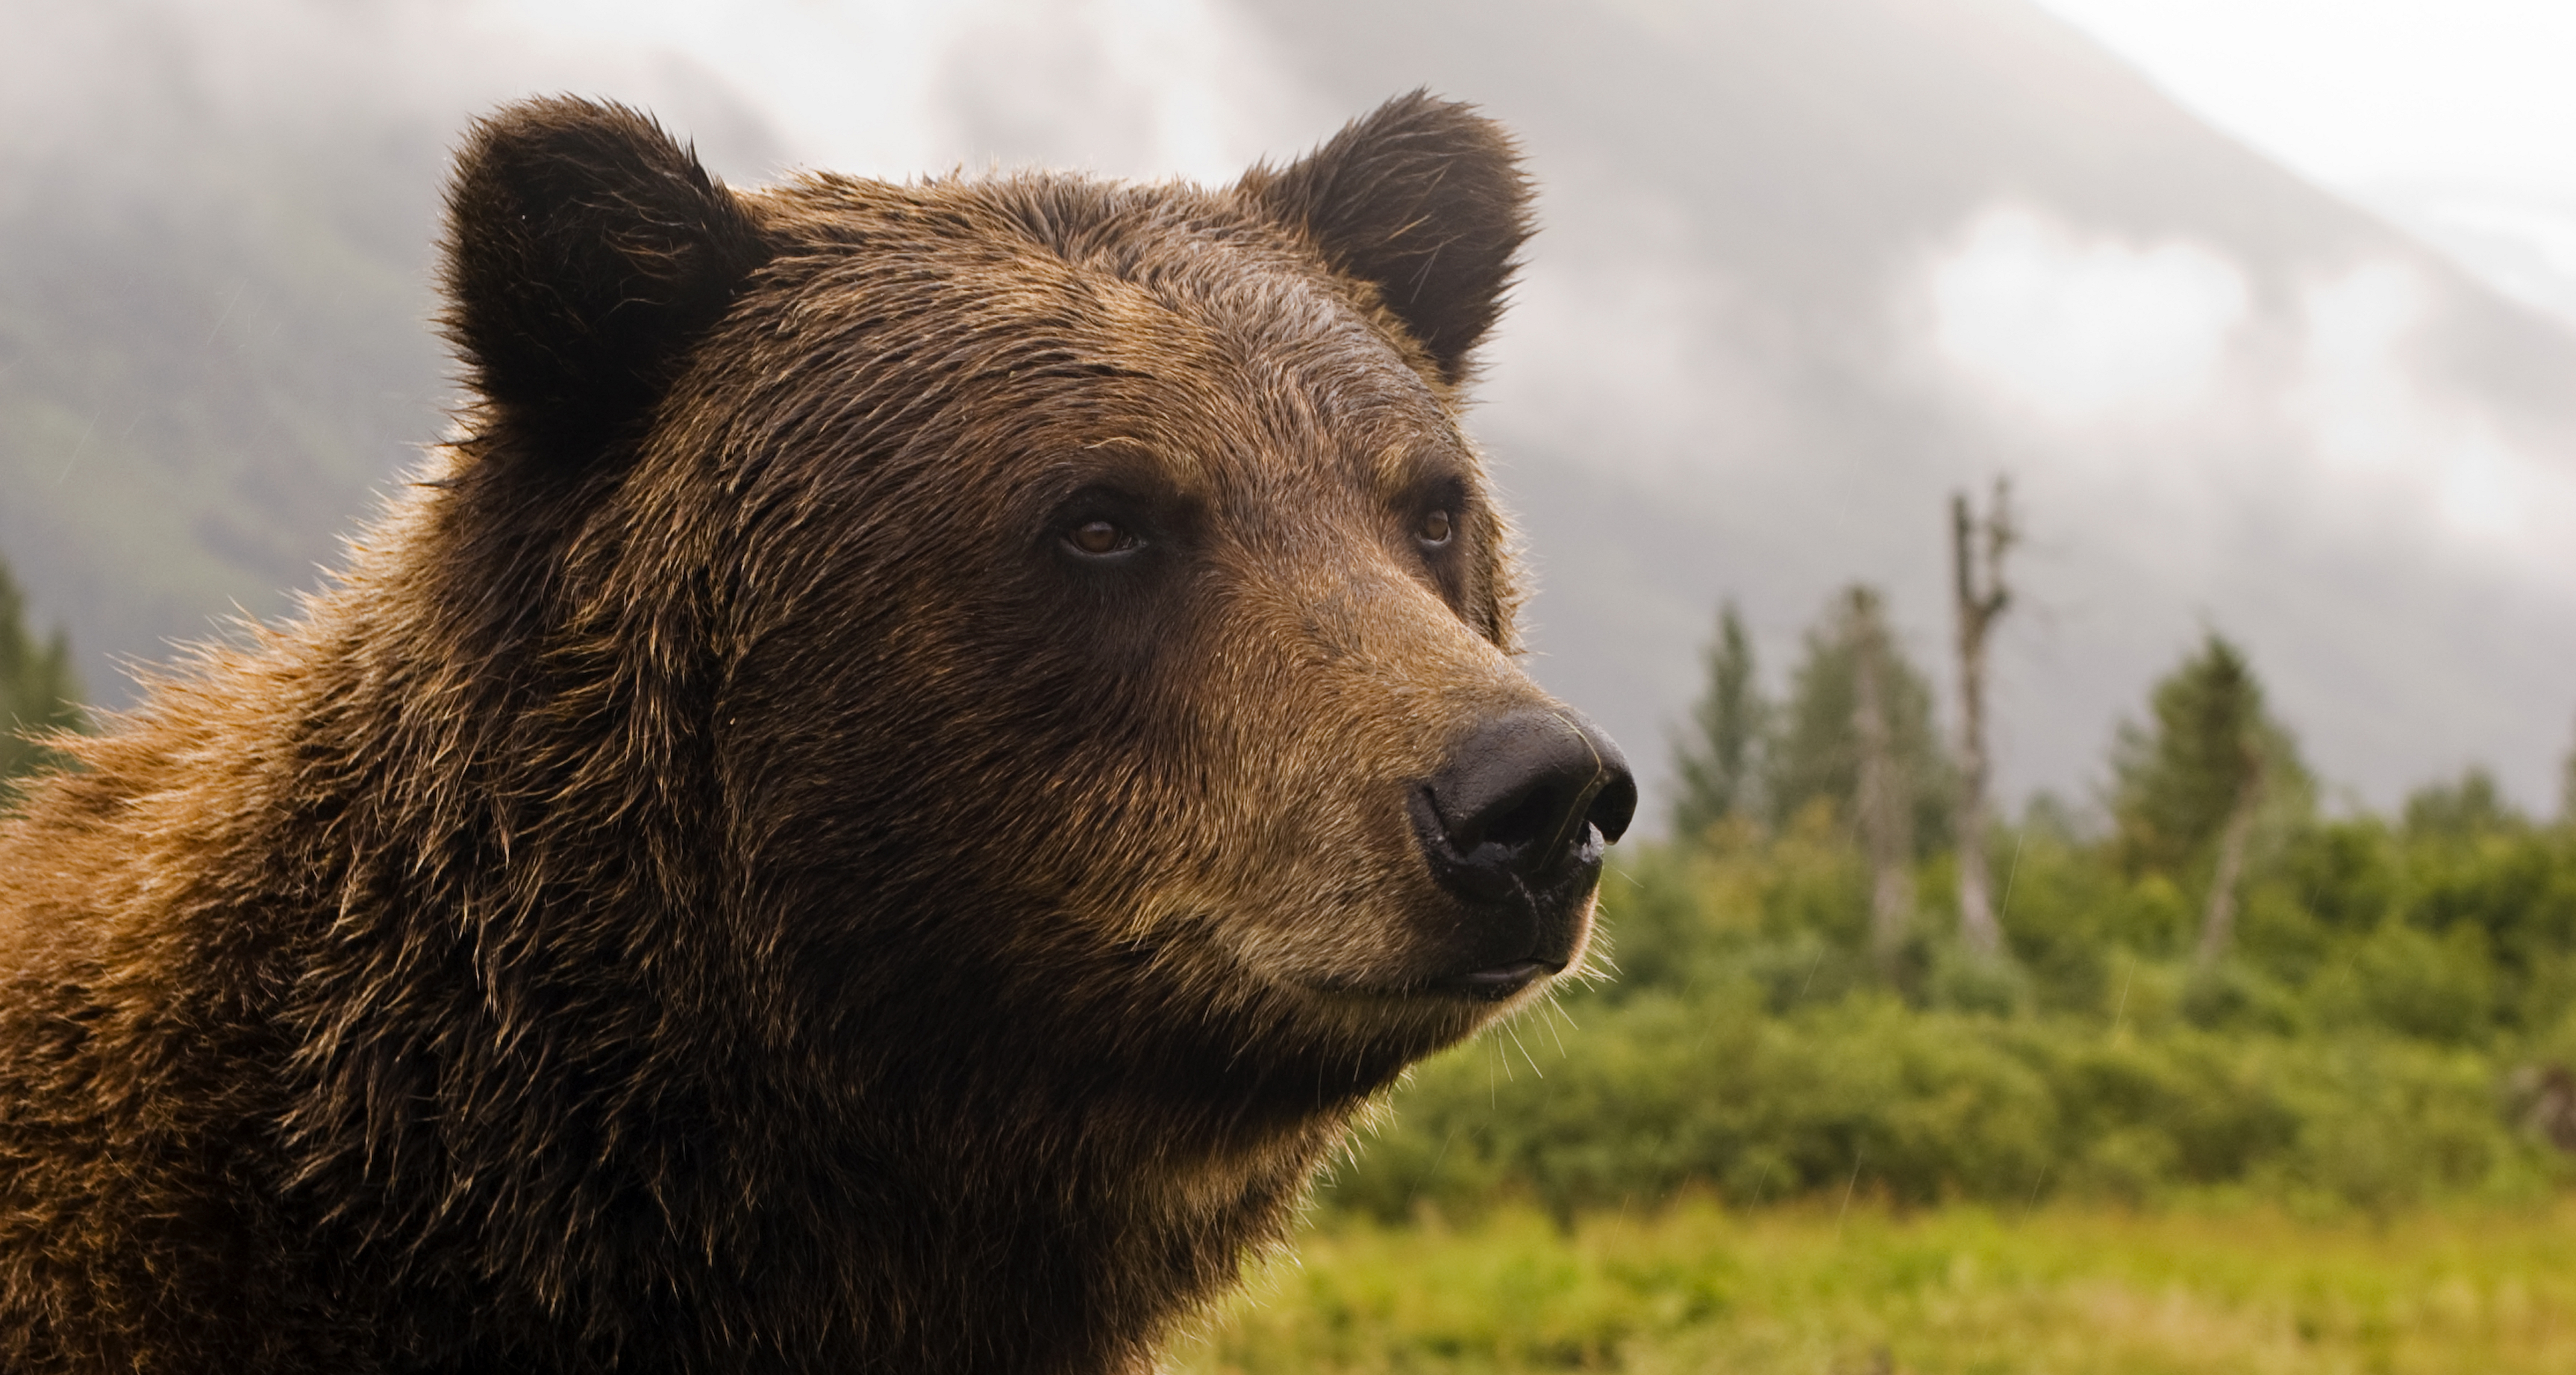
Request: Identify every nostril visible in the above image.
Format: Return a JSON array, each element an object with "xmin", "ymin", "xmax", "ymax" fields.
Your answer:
[
  {"xmin": 1473, "ymin": 778, "xmax": 1574, "ymax": 854},
  {"xmin": 1588, "ymin": 772, "xmax": 1638, "ymax": 845}
]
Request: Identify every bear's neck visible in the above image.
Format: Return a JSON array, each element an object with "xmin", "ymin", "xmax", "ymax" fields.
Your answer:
[{"xmin": 110, "ymin": 554, "xmax": 1358, "ymax": 1373}]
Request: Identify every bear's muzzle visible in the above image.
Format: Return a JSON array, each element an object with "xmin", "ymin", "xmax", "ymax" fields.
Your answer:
[{"xmin": 1407, "ymin": 708, "xmax": 1636, "ymax": 998}]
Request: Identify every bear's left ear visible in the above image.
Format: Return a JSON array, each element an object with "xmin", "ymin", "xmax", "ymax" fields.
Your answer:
[
  {"xmin": 1241, "ymin": 91, "xmax": 1532, "ymax": 386},
  {"xmin": 440, "ymin": 96, "xmax": 772, "ymax": 459}
]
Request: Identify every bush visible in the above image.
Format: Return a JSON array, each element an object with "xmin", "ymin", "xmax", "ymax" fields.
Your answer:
[{"xmin": 1329, "ymin": 817, "xmax": 2576, "ymax": 1221}]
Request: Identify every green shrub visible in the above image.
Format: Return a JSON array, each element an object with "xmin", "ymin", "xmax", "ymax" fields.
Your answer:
[{"xmin": 1331, "ymin": 815, "xmax": 2576, "ymax": 1221}]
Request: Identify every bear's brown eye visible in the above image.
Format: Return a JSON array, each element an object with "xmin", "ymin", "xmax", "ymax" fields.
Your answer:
[
  {"xmin": 1068, "ymin": 519, "xmax": 1133, "ymax": 556},
  {"xmin": 1417, "ymin": 509, "xmax": 1454, "ymax": 547}
]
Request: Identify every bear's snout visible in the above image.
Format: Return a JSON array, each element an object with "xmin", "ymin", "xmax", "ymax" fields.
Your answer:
[{"xmin": 1407, "ymin": 709, "xmax": 1636, "ymax": 997}]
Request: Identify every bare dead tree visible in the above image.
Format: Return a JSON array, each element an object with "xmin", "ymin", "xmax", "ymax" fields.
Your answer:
[
  {"xmin": 1847, "ymin": 588, "xmax": 1913, "ymax": 981},
  {"xmin": 1950, "ymin": 478, "xmax": 2015, "ymax": 960},
  {"xmin": 2196, "ymin": 748, "xmax": 2265, "ymax": 968}
]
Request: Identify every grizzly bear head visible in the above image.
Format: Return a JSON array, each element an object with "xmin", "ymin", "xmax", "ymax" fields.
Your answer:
[
  {"xmin": 436, "ymin": 89, "xmax": 1631, "ymax": 1079},
  {"xmin": 295, "ymin": 91, "xmax": 1634, "ymax": 1368}
]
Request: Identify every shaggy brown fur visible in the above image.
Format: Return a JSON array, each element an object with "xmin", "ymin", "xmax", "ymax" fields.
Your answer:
[{"xmin": 0, "ymin": 94, "xmax": 1631, "ymax": 1373}]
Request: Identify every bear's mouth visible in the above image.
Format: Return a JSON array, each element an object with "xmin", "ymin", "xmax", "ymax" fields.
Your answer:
[
  {"xmin": 1292, "ymin": 956, "xmax": 1565, "ymax": 1005},
  {"xmin": 1441, "ymin": 959, "xmax": 1559, "ymax": 1002}
]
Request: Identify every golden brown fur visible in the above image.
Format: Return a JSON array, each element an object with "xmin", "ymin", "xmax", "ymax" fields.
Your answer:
[{"xmin": 0, "ymin": 95, "xmax": 1628, "ymax": 1373}]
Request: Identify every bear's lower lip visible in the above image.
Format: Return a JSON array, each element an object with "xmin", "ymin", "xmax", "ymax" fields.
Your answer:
[
  {"xmin": 1295, "ymin": 960, "xmax": 1565, "ymax": 1003},
  {"xmin": 1448, "ymin": 960, "xmax": 1554, "ymax": 1000}
]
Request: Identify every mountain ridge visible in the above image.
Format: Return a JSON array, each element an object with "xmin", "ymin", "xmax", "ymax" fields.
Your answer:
[{"xmin": 2, "ymin": 0, "xmax": 2569, "ymax": 823}]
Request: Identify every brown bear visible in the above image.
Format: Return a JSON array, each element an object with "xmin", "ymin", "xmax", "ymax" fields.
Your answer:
[{"xmin": 0, "ymin": 94, "xmax": 1633, "ymax": 1373}]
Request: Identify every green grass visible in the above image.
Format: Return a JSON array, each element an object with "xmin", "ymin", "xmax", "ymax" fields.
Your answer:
[{"xmin": 1175, "ymin": 1198, "xmax": 2576, "ymax": 1374}]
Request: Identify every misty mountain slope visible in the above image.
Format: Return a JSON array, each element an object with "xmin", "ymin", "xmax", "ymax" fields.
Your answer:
[
  {"xmin": 0, "ymin": 0, "xmax": 785, "ymax": 690},
  {"xmin": 0, "ymin": 3, "xmax": 454, "ymax": 679},
  {"xmin": 2, "ymin": 0, "xmax": 2569, "ymax": 824},
  {"xmin": 0, "ymin": 136, "xmax": 448, "ymax": 677},
  {"xmin": 1237, "ymin": 0, "xmax": 2576, "ymax": 818}
]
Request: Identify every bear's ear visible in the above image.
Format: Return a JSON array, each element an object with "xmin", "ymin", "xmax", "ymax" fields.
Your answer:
[
  {"xmin": 1241, "ymin": 91, "xmax": 1532, "ymax": 386},
  {"xmin": 440, "ymin": 96, "xmax": 771, "ymax": 458}
]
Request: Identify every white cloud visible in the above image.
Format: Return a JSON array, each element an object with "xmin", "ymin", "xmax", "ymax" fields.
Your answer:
[
  {"xmin": 2288, "ymin": 260, "xmax": 2576, "ymax": 566},
  {"xmin": 1925, "ymin": 205, "xmax": 2250, "ymax": 426},
  {"xmin": 2024, "ymin": 1, "xmax": 2576, "ymax": 358},
  {"xmin": 2027, "ymin": 0, "xmax": 2576, "ymax": 196}
]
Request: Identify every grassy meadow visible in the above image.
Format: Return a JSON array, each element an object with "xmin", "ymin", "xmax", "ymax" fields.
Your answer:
[{"xmin": 1178, "ymin": 1198, "xmax": 2576, "ymax": 1374}]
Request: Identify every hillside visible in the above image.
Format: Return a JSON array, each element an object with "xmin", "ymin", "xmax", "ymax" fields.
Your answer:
[
  {"xmin": 0, "ymin": 3, "xmax": 445, "ymax": 673},
  {"xmin": 3, "ymin": 0, "xmax": 2571, "ymax": 823},
  {"xmin": 0, "ymin": 0, "xmax": 777, "ymax": 688}
]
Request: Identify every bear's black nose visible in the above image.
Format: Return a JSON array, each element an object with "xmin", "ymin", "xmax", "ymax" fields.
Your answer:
[{"xmin": 1409, "ymin": 709, "xmax": 1635, "ymax": 994}]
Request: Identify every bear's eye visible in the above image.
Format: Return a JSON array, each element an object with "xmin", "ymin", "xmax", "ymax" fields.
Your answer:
[
  {"xmin": 1067, "ymin": 518, "xmax": 1137, "ymax": 557},
  {"xmin": 1417, "ymin": 509, "xmax": 1455, "ymax": 548}
]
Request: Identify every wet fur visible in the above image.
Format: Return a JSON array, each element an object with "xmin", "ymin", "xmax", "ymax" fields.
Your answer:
[{"xmin": 0, "ymin": 95, "xmax": 1570, "ymax": 1373}]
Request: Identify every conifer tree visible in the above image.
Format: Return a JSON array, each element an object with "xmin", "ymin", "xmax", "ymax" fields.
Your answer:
[
  {"xmin": 0, "ymin": 552, "xmax": 84, "ymax": 801},
  {"xmin": 1671, "ymin": 601, "xmax": 1765, "ymax": 843},
  {"xmin": 1764, "ymin": 587, "xmax": 1949, "ymax": 849},
  {"xmin": 2107, "ymin": 632, "xmax": 2307, "ymax": 963},
  {"xmin": 1764, "ymin": 588, "xmax": 1950, "ymax": 981},
  {"xmin": 1847, "ymin": 589, "xmax": 1914, "ymax": 978}
]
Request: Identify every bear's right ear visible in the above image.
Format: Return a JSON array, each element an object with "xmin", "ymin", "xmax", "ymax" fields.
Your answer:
[
  {"xmin": 1241, "ymin": 91, "xmax": 1532, "ymax": 387},
  {"xmin": 440, "ymin": 96, "xmax": 771, "ymax": 459}
]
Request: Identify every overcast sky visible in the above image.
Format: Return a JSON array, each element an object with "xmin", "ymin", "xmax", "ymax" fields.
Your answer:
[
  {"xmin": 460, "ymin": 0, "xmax": 2576, "ymax": 326},
  {"xmin": 2027, "ymin": 0, "xmax": 2576, "ymax": 325},
  {"xmin": 12, "ymin": 0, "xmax": 2571, "ymax": 812}
]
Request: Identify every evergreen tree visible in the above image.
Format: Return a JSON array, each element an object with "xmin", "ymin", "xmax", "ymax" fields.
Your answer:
[
  {"xmin": 1763, "ymin": 586, "xmax": 1950, "ymax": 850},
  {"xmin": 2106, "ymin": 633, "xmax": 2308, "ymax": 963},
  {"xmin": 0, "ymin": 552, "xmax": 84, "ymax": 801},
  {"xmin": 2108, "ymin": 633, "xmax": 2306, "ymax": 875},
  {"xmin": 1846, "ymin": 587, "xmax": 1917, "ymax": 977},
  {"xmin": 1670, "ymin": 600, "xmax": 1765, "ymax": 843}
]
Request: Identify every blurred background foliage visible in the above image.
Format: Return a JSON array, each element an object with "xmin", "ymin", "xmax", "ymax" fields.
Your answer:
[
  {"xmin": 0, "ymin": 551, "xmax": 82, "ymax": 803},
  {"xmin": 1325, "ymin": 590, "xmax": 2576, "ymax": 1227}
]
